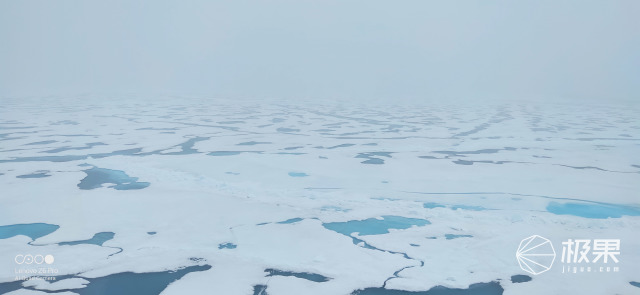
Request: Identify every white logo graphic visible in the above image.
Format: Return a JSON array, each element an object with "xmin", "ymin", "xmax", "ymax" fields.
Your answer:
[
  {"xmin": 44, "ymin": 254, "xmax": 55, "ymax": 264},
  {"xmin": 516, "ymin": 235, "xmax": 556, "ymax": 275},
  {"xmin": 561, "ymin": 239, "xmax": 620, "ymax": 263},
  {"xmin": 14, "ymin": 254, "xmax": 54, "ymax": 265}
]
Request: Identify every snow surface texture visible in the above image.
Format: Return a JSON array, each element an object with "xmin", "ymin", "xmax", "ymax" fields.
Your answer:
[{"xmin": 0, "ymin": 96, "xmax": 639, "ymax": 295}]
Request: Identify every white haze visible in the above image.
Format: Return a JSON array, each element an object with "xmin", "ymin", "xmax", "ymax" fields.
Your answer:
[{"xmin": 0, "ymin": 0, "xmax": 639, "ymax": 103}]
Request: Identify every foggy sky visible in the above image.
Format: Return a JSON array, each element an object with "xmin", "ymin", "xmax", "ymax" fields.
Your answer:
[{"xmin": 1, "ymin": 0, "xmax": 638, "ymax": 102}]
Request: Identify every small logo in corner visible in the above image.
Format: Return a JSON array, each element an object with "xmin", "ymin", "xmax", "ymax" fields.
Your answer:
[
  {"xmin": 516, "ymin": 235, "xmax": 556, "ymax": 275},
  {"xmin": 14, "ymin": 254, "xmax": 55, "ymax": 265}
]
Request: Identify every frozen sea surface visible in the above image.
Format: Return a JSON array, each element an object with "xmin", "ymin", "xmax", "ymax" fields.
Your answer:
[
  {"xmin": 0, "ymin": 223, "xmax": 60, "ymax": 241},
  {"xmin": 546, "ymin": 201, "xmax": 640, "ymax": 219},
  {"xmin": 0, "ymin": 96, "xmax": 639, "ymax": 295}
]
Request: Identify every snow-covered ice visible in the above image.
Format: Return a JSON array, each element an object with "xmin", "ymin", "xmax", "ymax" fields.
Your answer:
[{"xmin": 0, "ymin": 96, "xmax": 639, "ymax": 294}]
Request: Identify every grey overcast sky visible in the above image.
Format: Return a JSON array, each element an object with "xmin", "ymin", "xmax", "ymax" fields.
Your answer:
[{"xmin": 0, "ymin": 0, "xmax": 638, "ymax": 102}]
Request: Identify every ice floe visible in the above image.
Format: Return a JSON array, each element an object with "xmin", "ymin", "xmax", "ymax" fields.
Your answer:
[{"xmin": 1, "ymin": 96, "xmax": 639, "ymax": 294}]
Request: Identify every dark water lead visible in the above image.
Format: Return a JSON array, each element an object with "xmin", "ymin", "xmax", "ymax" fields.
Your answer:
[
  {"xmin": 277, "ymin": 218, "xmax": 304, "ymax": 224},
  {"xmin": 0, "ymin": 148, "xmax": 144, "ymax": 164},
  {"xmin": 630, "ymin": 281, "xmax": 640, "ymax": 288},
  {"xmin": 58, "ymin": 232, "xmax": 115, "ymax": 246},
  {"xmin": 23, "ymin": 140, "xmax": 57, "ymax": 146},
  {"xmin": 452, "ymin": 160, "xmax": 510, "ymax": 166},
  {"xmin": 16, "ymin": 171, "xmax": 51, "ymax": 178},
  {"xmin": 351, "ymin": 281, "xmax": 503, "ymax": 295},
  {"xmin": 78, "ymin": 166, "xmax": 150, "ymax": 190},
  {"xmin": 452, "ymin": 160, "xmax": 474, "ymax": 165},
  {"xmin": 218, "ymin": 120, "xmax": 245, "ymax": 124},
  {"xmin": 0, "ymin": 264, "xmax": 212, "ymax": 295},
  {"xmin": 325, "ymin": 143, "xmax": 356, "ymax": 149},
  {"xmin": 42, "ymin": 142, "xmax": 107, "ymax": 154},
  {"xmin": 444, "ymin": 234, "xmax": 473, "ymax": 240},
  {"xmin": 253, "ymin": 284, "xmax": 269, "ymax": 295},
  {"xmin": 357, "ymin": 152, "xmax": 393, "ymax": 158},
  {"xmin": 208, "ymin": 151, "xmax": 262, "ymax": 156},
  {"xmin": 288, "ymin": 172, "xmax": 308, "ymax": 177},
  {"xmin": 323, "ymin": 216, "xmax": 430, "ymax": 236},
  {"xmin": 277, "ymin": 127, "xmax": 300, "ymax": 133},
  {"xmin": 546, "ymin": 201, "xmax": 640, "ymax": 219},
  {"xmin": 0, "ymin": 223, "xmax": 60, "ymax": 241},
  {"xmin": 265, "ymin": 268, "xmax": 331, "ymax": 282},
  {"xmin": 367, "ymin": 151, "xmax": 394, "ymax": 156},
  {"xmin": 237, "ymin": 141, "xmax": 272, "ymax": 146},
  {"xmin": 362, "ymin": 158, "xmax": 385, "ymax": 164},
  {"xmin": 510, "ymin": 275, "xmax": 532, "ymax": 283},
  {"xmin": 162, "ymin": 137, "xmax": 209, "ymax": 155},
  {"xmin": 218, "ymin": 242, "xmax": 237, "ymax": 249},
  {"xmin": 356, "ymin": 152, "xmax": 393, "ymax": 165},
  {"xmin": 257, "ymin": 218, "xmax": 305, "ymax": 226},
  {"xmin": 433, "ymin": 148, "xmax": 516, "ymax": 157},
  {"xmin": 450, "ymin": 205, "xmax": 487, "ymax": 211},
  {"xmin": 418, "ymin": 156, "xmax": 439, "ymax": 159}
]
